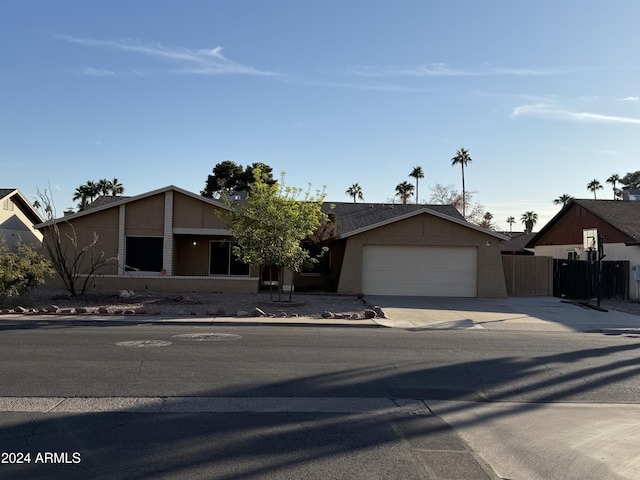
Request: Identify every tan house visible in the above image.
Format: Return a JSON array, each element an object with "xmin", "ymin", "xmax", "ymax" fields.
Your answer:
[
  {"xmin": 0, "ymin": 189, "xmax": 43, "ymax": 249},
  {"xmin": 35, "ymin": 186, "xmax": 508, "ymax": 297}
]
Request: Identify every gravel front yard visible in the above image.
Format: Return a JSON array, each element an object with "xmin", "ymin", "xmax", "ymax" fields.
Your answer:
[{"xmin": 2, "ymin": 287, "xmax": 373, "ymax": 319}]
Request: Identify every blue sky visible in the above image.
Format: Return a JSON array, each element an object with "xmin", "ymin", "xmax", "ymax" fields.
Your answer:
[{"xmin": 2, "ymin": 1, "xmax": 639, "ymax": 230}]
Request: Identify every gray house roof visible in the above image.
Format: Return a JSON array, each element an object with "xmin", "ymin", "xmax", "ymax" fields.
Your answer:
[{"xmin": 325, "ymin": 202, "xmax": 508, "ymax": 240}]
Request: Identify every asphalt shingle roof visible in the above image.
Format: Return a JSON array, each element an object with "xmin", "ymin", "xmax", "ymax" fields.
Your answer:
[
  {"xmin": 323, "ymin": 202, "xmax": 464, "ymax": 237},
  {"xmin": 574, "ymin": 199, "xmax": 640, "ymax": 241}
]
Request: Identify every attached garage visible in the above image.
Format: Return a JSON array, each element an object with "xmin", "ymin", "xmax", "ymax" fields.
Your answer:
[{"xmin": 362, "ymin": 245, "xmax": 478, "ymax": 296}]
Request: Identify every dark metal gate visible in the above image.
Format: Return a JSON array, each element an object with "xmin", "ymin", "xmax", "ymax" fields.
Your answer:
[{"xmin": 553, "ymin": 259, "xmax": 628, "ymax": 300}]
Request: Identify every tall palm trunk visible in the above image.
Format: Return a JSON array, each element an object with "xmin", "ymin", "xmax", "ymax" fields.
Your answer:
[{"xmin": 461, "ymin": 163, "xmax": 466, "ymax": 218}]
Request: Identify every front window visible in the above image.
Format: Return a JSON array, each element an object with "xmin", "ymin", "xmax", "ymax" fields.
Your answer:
[
  {"xmin": 209, "ymin": 241, "xmax": 250, "ymax": 276},
  {"xmin": 126, "ymin": 236, "xmax": 163, "ymax": 272}
]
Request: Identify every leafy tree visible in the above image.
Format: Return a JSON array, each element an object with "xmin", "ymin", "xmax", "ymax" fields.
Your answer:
[
  {"xmin": 395, "ymin": 181, "xmax": 414, "ymax": 204},
  {"xmin": 201, "ymin": 161, "xmax": 276, "ymax": 198},
  {"xmin": 345, "ymin": 183, "xmax": 364, "ymax": 203},
  {"xmin": 451, "ymin": 148, "xmax": 472, "ymax": 218},
  {"xmin": 428, "ymin": 183, "xmax": 485, "ymax": 224},
  {"xmin": 553, "ymin": 194, "xmax": 574, "ymax": 207},
  {"xmin": 0, "ymin": 237, "xmax": 53, "ymax": 305},
  {"xmin": 521, "ymin": 211, "xmax": 538, "ymax": 233},
  {"xmin": 409, "ymin": 166, "xmax": 424, "ymax": 204},
  {"xmin": 606, "ymin": 174, "xmax": 621, "ymax": 199},
  {"xmin": 586, "ymin": 179, "xmax": 603, "ymax": 199},
  {"xmin": 506, "ymin": 216, "xmax": 515, "ymax": 232},
  {"xmin": 36, "ymin": 189, "xmax": 115, "ymax": 296},
  {"xmin": 217, "ymin": 169, "xmax": 329, "ymax": 301},
  {"xmin": 620, "ymin": 171, "xmax": 640, "ymax": 191}
]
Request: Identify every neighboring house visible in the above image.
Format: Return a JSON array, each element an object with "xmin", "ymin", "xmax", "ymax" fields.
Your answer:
[
  {"xmin": 525, "ymin": 199, "xmax": 640, "ymax": 298},
  {"xmin": 35, "ymin": 186, "xmax": 509, "ymax": 297},
  {"xmin": 0, "ymin": 189, "xmax": 43, "ymax": 249},
  {"xmin": 499, "ymin": 231, "xmax": 536, "ymax": 255}
]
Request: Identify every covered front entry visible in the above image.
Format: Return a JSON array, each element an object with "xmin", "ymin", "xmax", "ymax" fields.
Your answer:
[{"xmin": 361, "ymin": 245, "xmax": 478, "ymax": 297}]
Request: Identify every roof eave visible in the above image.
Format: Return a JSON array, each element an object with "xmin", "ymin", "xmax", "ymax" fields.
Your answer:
[
  {"xmin": 35, "ymin": 185, "xmax": 230, "ymax": 229},
  {"xmin": 339, "ymin": 207, "xmax": 510, "ymax": 240}
]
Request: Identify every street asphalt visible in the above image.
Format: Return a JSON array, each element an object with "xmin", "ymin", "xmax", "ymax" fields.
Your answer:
[{"xmin": 2, "ymin": 295, "xmax": 640, "ymax": 479}]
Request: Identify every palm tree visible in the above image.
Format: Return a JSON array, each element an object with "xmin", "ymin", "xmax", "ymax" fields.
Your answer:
[
  {"xmin": 98, "ymin": 178, "xmax": 111, "ymax": 196},
  {"xmin": 606, "ymin": 174, "xmax": 621, "ymax": 200},
  {"xmin": 553, "ymin": 194, "xmax": 574, "ymax": 207},
  {"xmin": 345, "ymin": 183, "xmax": 364, "ymax": 203},
  {"xmin": 520, "ymin": 211, "xmax": 538, "ymax": 233},
  {"xmin": 72, "ymin": 185, "xmax": 90, "ymax": 211},
  {"xmin": 409, "ymin": 166, "xmax": 424, "ymax": 204},
  {"xmin": 109, "ymin": 178, "xmax": 125, "ymax": 196},
  {"xmin": 480, "ymin": 211, "xmax": 493, "ymax": 229},
  {"xmin": 586, "ymin": 179, "xmax": 603, "ymax": 199},
  {"xmin": 506, "ymin": 216, "xmax": 515, "ymax": 232},
  {"xmin": 84, "ymin": 180, "xmax": 99, "ymax": 202},
  {"xmin": 451, "ymin": 148, "xmax": 472, "ymax": 218},
  {"xmin": 395, "ymin": 181, "xmax": 415, "ymax": 204}
]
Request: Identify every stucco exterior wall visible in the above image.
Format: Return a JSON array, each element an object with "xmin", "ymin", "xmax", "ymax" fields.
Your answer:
[
  {"xmin": 46, "ymin": 207, "xmax": 121, "ymax": 275},
  {"xmin": 337, "ymin": 213, "xmax": 507, "ymax": 297},
  {"xmin": 173, "ymin": 193, "xmax": 228, "ymax": 229},
  {"xmin": 125, "ymin": 194, "xmax": 165, "ymax": 236}
]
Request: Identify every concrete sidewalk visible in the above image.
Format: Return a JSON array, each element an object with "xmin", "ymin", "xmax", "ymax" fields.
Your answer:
[{"xmin": 368, "ymin": 295, "xmax": 640, "ymax": 332}]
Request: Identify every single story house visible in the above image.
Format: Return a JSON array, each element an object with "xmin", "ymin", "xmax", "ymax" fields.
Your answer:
[
  {"xmin": 525, "ymin": 199, "xmax": 640, "ymax": 298},
  {"xmin": 0, "ymin": 188, "xmax": 43, "ymax": 249},
  {"xmin": 35, "ymin": 185, "xmax": 509, "ymax": 297}
]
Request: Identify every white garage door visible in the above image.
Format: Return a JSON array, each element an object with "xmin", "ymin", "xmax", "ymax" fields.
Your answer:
[{"xmin": 362, "ymin": 245, "xmax": 478, "ymax": 297}]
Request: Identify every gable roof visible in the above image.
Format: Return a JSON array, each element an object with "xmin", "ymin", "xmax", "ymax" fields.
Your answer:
[
  {"xmin": 0, "ymin": 189, "xmax": 43, "ymax": 225},
  {"xmin": 35, "ymin": 185, "xmax": 229, "ymax": 228},
  {"xmin": 326, "ymin": 202, "xmax": 509, "ymax": 240},
  {"xmin": 526, "ymin": 199, "xmax": 640, "ymax": 248},
  {"xmin": 499, "ymin": 231, "xmax": 537, "ymax": 254}
]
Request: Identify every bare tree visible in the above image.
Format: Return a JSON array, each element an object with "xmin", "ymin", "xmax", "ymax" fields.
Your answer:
[{"xmin": 36, "ymin": 188, "xmax": 115, "ymax": 296}]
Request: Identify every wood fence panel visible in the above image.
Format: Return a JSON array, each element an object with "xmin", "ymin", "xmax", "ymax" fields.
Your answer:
[{"xmin": 502, "ymin": 255, "xmax": 553, "ymax": 296}]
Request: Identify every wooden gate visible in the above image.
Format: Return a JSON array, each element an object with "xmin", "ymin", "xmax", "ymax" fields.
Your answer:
[{"xmin": 553, "ymin": 259, "xmax": 628, "ymax": 300}]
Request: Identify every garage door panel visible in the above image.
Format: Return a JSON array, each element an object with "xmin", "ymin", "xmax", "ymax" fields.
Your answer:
[{"xmin": 362, "ymin": 246, "xmax": 477, "ymax": 297}]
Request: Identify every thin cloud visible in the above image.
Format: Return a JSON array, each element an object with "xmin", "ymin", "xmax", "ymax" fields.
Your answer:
[
  {"xmin": 75, "ymin": 67, "xmax": 116, "ymax": 76},
  {"xmin": 57, "ymin": 35, "xmax": 274, "ymax": 76},
  {"xmin": 348, "ymin": 63, "xmax": 565, "ymax": 77},
  {"xmin": 617, "ymin": 96, "xmax": 640, "ymax": 102},
  {"xmin": 281, "ymin": 76, "xmax": 436, "ymax": 93},
  {"xmin": 511, "ymin": 103, "xmax": 640, "ymax": 125}
]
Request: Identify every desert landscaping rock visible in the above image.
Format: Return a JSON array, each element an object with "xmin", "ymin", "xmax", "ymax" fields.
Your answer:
[{"xmin": 3, "ymin": 288, "xmax": 372, "ymax": 320}]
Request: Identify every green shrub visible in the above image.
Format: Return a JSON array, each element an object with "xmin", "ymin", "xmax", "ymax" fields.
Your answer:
[{"xmin": 0, "ymin": 237, "xmax": 54, "ymax": 304}]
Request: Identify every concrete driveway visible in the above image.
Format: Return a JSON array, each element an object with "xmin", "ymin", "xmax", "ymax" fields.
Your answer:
[
  {"xmin": 367, "ymin": 295, "xmax": 640, "ymax": 332},
  {"xmin": 367, "ymin": 295, "xmax": 640, "ymax": 479}
]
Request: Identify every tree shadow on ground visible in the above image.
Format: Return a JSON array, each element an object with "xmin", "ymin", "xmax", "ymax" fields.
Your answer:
[{"xmin": 0, "ymin": 331, "xmax": 639, "ymax": 479}]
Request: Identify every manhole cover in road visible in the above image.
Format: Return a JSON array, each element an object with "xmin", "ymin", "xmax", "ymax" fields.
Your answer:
[
  {"xmin": 116, "ymin": 340, "xmax": 173, "ymax": 348},
  {"xmin": 172, "ymin": 333, "xmax": 242, "ymax": 342}
]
